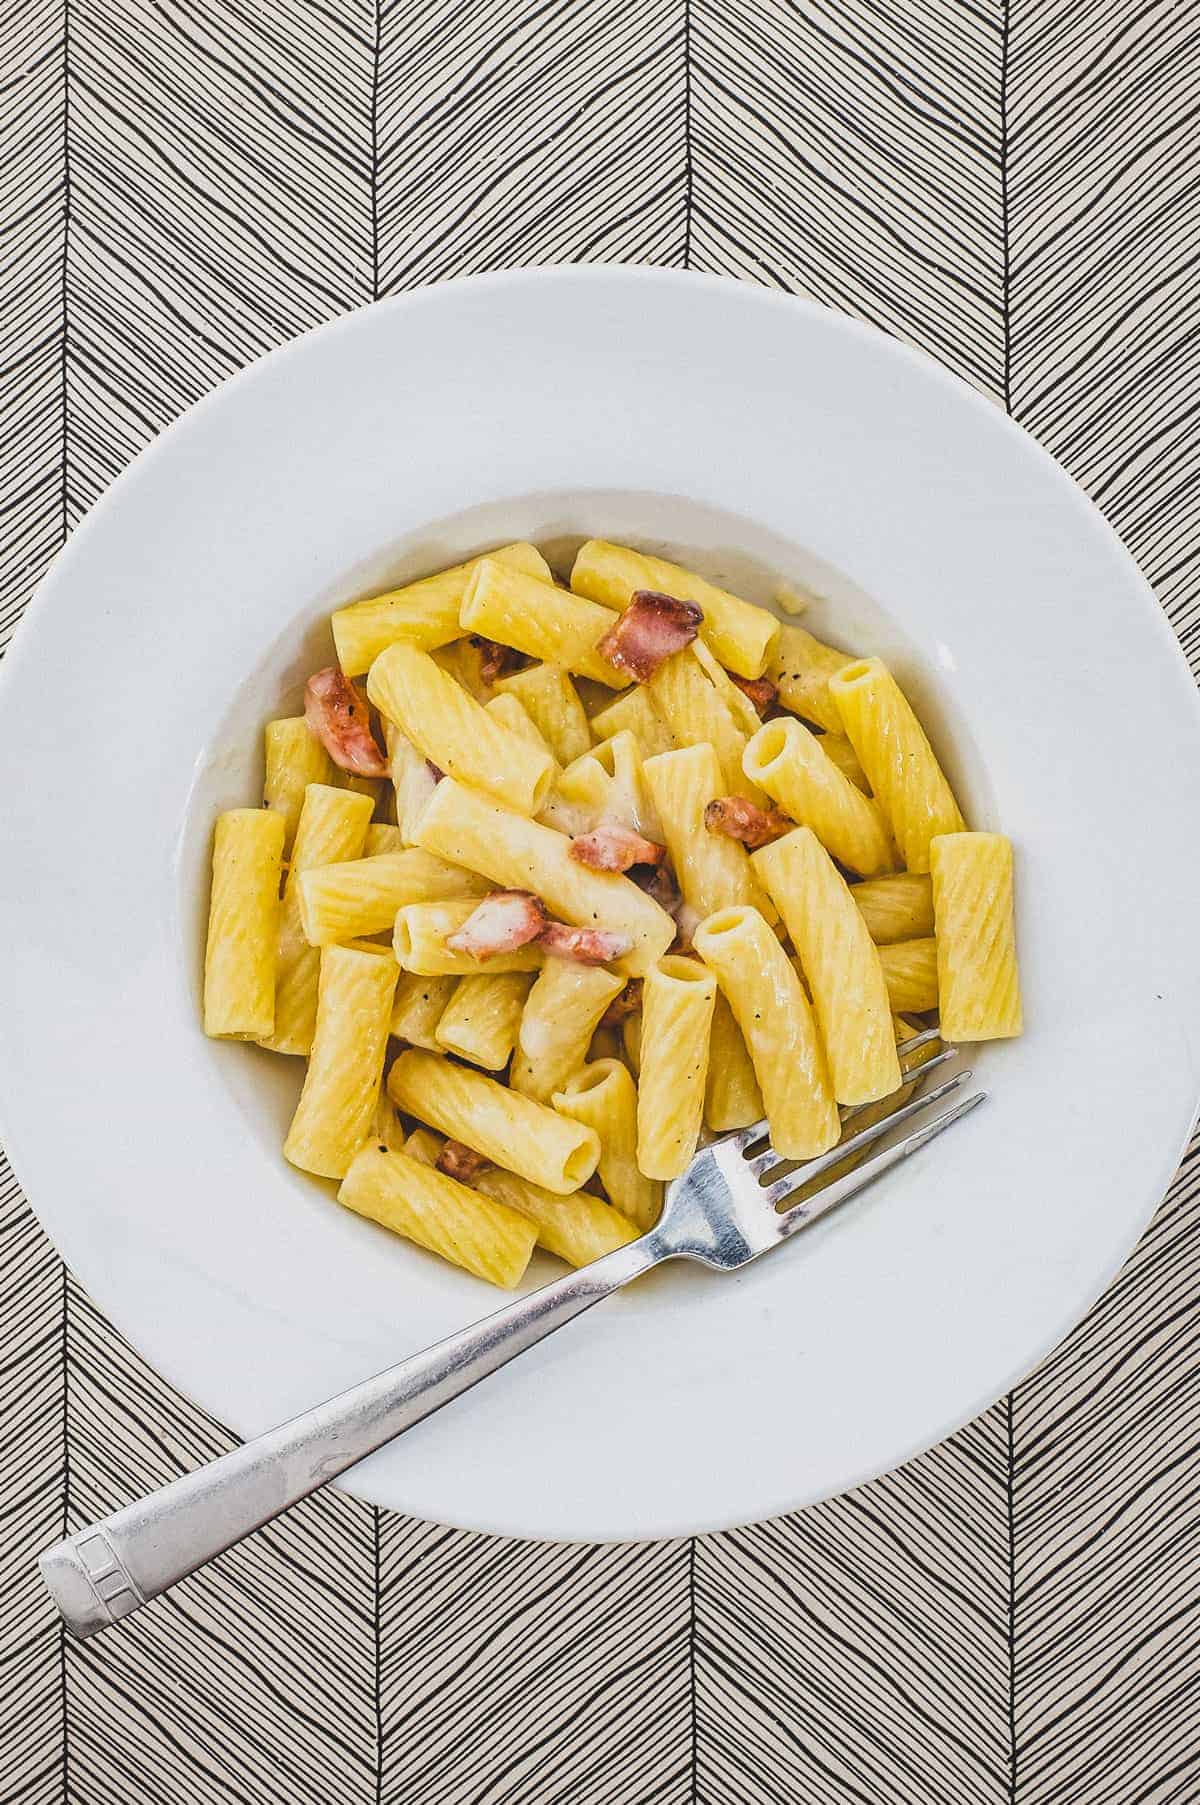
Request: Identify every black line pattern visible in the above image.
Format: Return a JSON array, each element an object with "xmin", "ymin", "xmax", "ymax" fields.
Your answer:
[{"xmin": 2, "ymin": 0, "xmax": 1198, "ymax": 1799}]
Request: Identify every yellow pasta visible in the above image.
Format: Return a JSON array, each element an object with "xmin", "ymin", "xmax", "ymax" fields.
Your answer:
[
  {"xmin": 204, "ymin": 808, "xmax": 286, "ymax": 1039},
  {"xmin": 878, "ymin": 938, "xmax": 939, "ymax": 1014},
  {"xmin": 766, "ymin": 623, "xmax": 855, "ymax": 732},
  {"xmin": 537, "ymin": 751, "xmax": 612, "ymax": 835},
  {"xmin": 588, "ymin": 685, "xmax": 674, "ymax": 758},
  {"xmin": 434, "ymin": 972, "xmax": 532, "ymax": 1070},
  {"xmin": 368, "ymin": 643, "xmax": 555, "ymax": 816},
  {"xmin": 647, "ymin": 645, "xmax": 762, "ymax": 801},
  {"xmin": 704, "ymin": 991, "xmax": 764, "ymax": 1132},
  {"xmin": 414, "ymin": 780, "xmax": 676, "ymax": 977},
  {"xmin": 693, "ymin": 906, "xmax": 839, "ymax": 1159},
  {"xmin": 552, "ymin": 1059, "xmax": 662, "ymax": 1230},
  {"xmin": 403, "ymin": 1126, "xmax": 443, "ymax": 1166},
  {"xmin": 297, "ymin": 848, "xmax": 488, "ymax": 946},
  {"xmin": 511, "ymin": 961, "xmax": 624, "ymax": 1101},
  {"xmin": 262, "ymin": 784, "xmax": 374, "ymax": 1054},
  {"xmin": 263, "ymin": 718, "xmax": 334, "ymax": 854},
  {"xmin": 850, "ymin": 873, "xmax": 935, "ymax": 945},
  {"xmin": 754, "ymin": 827, "xmax": 900, "ymax": 1107},
  {"xmin": 818, "ymin": 732, "xmax": 869, "ymax": 792},
  {"xmin": 621, "ymin": 1009, "xmax": 642, "ymax": 1076},
  {"xmin": 637, "ymin": 956, "xmax": 717, "ymax": 1179},
  {"xmin": 570, "ymin": 540, "xmax": 779, "ymax": 680},
  {"xmin": 483, "ymin": 692, "xmax": 559, "ymax": 765},
  {"xmin": 743, "ymin": 716, "xmax": 895, "ymax": 877},
  {"xmin": 372, "ymin": 1090, "xmax": 409, "ymax": 1153},
  {"xmin": 591, "ymin": 730, "xmax": 662, "ymax": 840},
  {"xmin": 431, "ymin": 637, "xmax": 493, "ymax": 705},
  {"xmin": 338, "ymin": 1145, "xmax": 537, "ymax": 1287},
  {"xmin": 475, "ymin": 1167, "xmax": 640, "ymax": 1267},
  {"xmin": 390, "ymin": 971, "xmax": 458, "ymax": 1047},
  {"xmin": 828, "ymin": 658, "xmax": 966, "ymax": 872},
  {"xmin": 283, "ymin": 944, "xmax": 398, "ymax": 1179},
  {"xmin": 643, "ymin": 744, "xmax": 776, "ymax": 924},
  {"xmin": 460, "ymin": 558, "xmax": 627, "ymax": 689},
  {"xmin": 496, "ymin": 664, "xmax": 592, "ymax": 765},
  {"xmin": 388, "ymin": 1048, "xmax": 600, "ymax": 1194},
  {"xmin": 385, "ymin": 724, "xmax": 441, "ymax": 843},
  {"xmin": 393, "ymin": 899, "xmax": 545, "ymax": 976},
  {"xmin": 331, "ymin": 541, "xmax": 550, "ymax": 676},
  {"xmin": 929, "ymin": 832, "xmax": 1022, "ymax": 1041},
  {"xmin": 364, "ymin": 824, "xmax": 406, "ymax": 856}
]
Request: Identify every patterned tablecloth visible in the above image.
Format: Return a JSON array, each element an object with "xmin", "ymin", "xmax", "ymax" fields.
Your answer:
[{"xmin": 2, "ymin": 2, "xmax": 1197, "ymax": 1799}]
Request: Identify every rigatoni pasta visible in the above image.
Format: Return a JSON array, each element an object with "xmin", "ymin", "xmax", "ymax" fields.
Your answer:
[
  {"xmin": 331, "ymin": 541, "xmax": 550, "ymax": 676},
  {"xmin": 693, "ymin": 906, "xmax": 839, "ymax": 1160},
  {"xmin": 636, "ymin": 956, "xmax": 716, "ymax": 1179},
  {"xmin": 754, "ymin": 827, "xmax": 900, "ymax": 1107},
  {"xmin": 339, "ymin": 1145, "xmax": 538, "ymax": 1287},
  {"xmin": 204, "ymin": 529, "xmax": 1020, "ymax": 1289},
  {"xmin": 929, "ymin": 833, "xmax": 1022, "ymax": 1040},
  {"xmin": 388, "ymin": 1048, "xmax": 601, "ymax": 1194},
  {"xmin": 204, "ymin": 809, "xmax": 286, "ymax": 1039},
  {"xmin": 283, "ymin": 944, "xmax": 398, "ymax": 1178},
  {"xmin": 828, "ymin": 657, "xmax": 965, "ymax": 872}
]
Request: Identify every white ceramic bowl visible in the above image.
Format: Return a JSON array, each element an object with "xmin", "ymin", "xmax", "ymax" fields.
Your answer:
[{"xmin": 3, "ymin": 268, "xmax": 1199, "ymax": 1541}]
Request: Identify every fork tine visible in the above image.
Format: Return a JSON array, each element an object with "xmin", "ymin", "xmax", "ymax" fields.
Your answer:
[
  {"xmin": 896, "ymin": 1024, "xmax": 942, "ymax": 1059},
  {"xmin": 769, "ymin": 1090, "xmax": 988, "ymax": 1233},
  {"xmin": 756, "ymin": 1069, "xmax": 974, "ymax": 1197}
]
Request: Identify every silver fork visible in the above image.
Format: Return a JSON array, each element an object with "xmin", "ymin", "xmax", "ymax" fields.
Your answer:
[{"xmin": 39, "ymin": 1035, "xmax": 985, "ymax": 1638}]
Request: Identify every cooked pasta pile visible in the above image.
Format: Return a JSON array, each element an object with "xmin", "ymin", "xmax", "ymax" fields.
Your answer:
[{"xmin": 203, "ymin": 538, "xmax": 1021, "ymax": 1287}]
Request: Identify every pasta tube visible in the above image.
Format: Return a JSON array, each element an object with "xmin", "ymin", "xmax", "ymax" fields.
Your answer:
[
  {"xmin": 754, "ymin": 827, "xmax": 900, "ymax": 1106},
  {"xmin": 388, "ymin": 1048, "xmax": 600, "ymax": 1194},
  {"xmin": 552, "ymin": 1059, "xmax": 662, "ymax": 1230},
  {"xmin": 693, "ymin": 907, "xmax": 839, "ymax": 1159},
  {"xmin": 394, "ymin": 900, "xmax": 545, "ymax": 976},
  {"xmin": 368, "ymin": 643, "xmax": 555, "ymax": 816},
  {"xmin": 878, "ymin": 938, "xmax": 939, "ymax": 1014},
  {"xmin": 460, "ymin": 558, "xmax": 627, "ymax": 688},
  {"xmin": 403, "ymin": 1126, "xmax": 443, "ymax": 1166},
  {"xmin": 484, "ymin": 693, "xmax": 558, "ymax": 764},
  {"xmin": 929, "ymin": 833, "xmax": 1022, "ymax": 1040},
  {"xmin": 586, "ymin": 685, "xmax": 674, "ymax": 759},
  {"xmin": 297, "ymin": 848, "xmax": 487, "ymax": 946},
  {"xmin": 475, "ymin": 1167, "xmax": 640, "ymax": 1266},
  {"xmin": 818, "ymin": 732, "xmax": 869, "ymax": 792},
  {"xmin": 263, "ymin": 718, "xmax": 334, "ymax": 854},
  {"xmin": 284, "ymin": 944, "xmax": 398, "ymax": 1178},
  {"xmin": 743, "ymin": 717, "xmax": 895, "ymax": 877},
  {"xmin": 570, "ymin": 540, "xmax": 779, "ymax": 680},
  {"xmin": 390, "ymin": 971, "xmax": 458, "ymax": 1047},
  {"xmin": 339, "ymin": 1145, "xmax": 537, "ymax": 1288},
  {"xmin": 828, "ymin": 658, "xmax": 965, "ymax": 872},
  {"xmin": 643, "ymin": 744, "xmax": 776, "ymax": 923},
  {"xmin": 386, "ymin": 724, "xmax": 441, "ymax": 844},
  {"xmin": 263, "ymin": 784, "xmax": 374, "ymax": 1054},
  {"xmin": 364, "ymin": 824, "xmax": 406, "ymax": 856},
  {"xmin": 331, "ymin": 541, "xmax": 550, "ymax": 676},
  {"xmin": 413, "ymin": 780, "xmax": 676, "ymax": 977},
  {"xmin": 647, "ymin": 646, "xmax": 762, "ymax": 801},
  {"xmin": 435, "ymin": 972, "xmax": 533, "ymax": 1070},
  {"xmin": 704, "ymin": 991, "xmax": 763, "ymax": 1132},
  {"xmin": 510, "ymin": 961, "xmax": 624, "ymax": 1101},
  {"xmin": 496, "ymin": 664, "xmax": 592, "ymax": 765},
  {"xmin": 204, "ymin": 808, "xmax": 286, "ymax": 1039},
  {"xmin": 637, "ymin": 956, "xmax": 717, "ymax": 1179},
  {"xmin": 766, "ymin": 623, "xmax": 855, "ymax": 733},
  {"xmin": 850, "ymin": 873, "xmax": 934, "ymax": 944}
]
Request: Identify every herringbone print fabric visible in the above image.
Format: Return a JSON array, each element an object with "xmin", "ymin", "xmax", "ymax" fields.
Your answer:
[{"xmin": 2, "ymin": 2, "xmax": 1197, "ymax": 1800}]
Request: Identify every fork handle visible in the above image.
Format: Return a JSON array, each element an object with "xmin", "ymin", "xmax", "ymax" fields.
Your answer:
[{"xmin": 40, "ymin": 1231, "xmax": 669, "ymax": 1638}]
